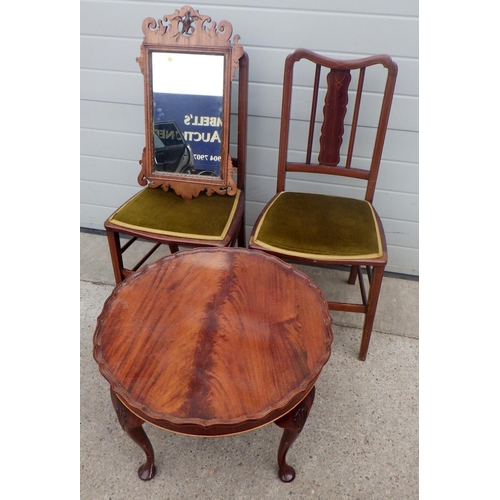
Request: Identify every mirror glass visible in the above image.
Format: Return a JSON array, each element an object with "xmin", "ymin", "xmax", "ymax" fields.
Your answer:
[{"xmin": 151, "ymin": 52, "xmax": 225, "ymax": 178}]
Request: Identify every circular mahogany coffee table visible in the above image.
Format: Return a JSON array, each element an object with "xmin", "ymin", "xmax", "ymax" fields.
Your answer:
[{"xmin": 93, "ymin": 248, "xmax": 333, "ymax": 482}]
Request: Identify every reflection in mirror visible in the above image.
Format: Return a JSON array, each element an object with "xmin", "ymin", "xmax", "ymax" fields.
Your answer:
[{"xmin": 152, "ymin": 52, "xmax": 224, "ymax": 178}]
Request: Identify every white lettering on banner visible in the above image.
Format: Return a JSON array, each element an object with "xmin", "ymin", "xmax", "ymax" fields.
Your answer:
[
  {"xmin": 184, "ymin": 114, "xmax": 223, "ymax": 127},
  {"xmin": 155, "ymin": 129, "xmax": 183, "ymax": 141},
  {"xmin": 183, "ymin": 130, "xmax": 221, "ymax": 143},
  {"xmin": 193, "ymin": 154, "xmax": 222, "ymax": 162}
]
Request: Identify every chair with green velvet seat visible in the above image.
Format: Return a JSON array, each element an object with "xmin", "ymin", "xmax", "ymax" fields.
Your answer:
[
  {"xmin": 104, "ymin": 6, "xmax": 248, "ymax": 284},
  {"xmin": 249, "ymin": 49, "xmax": 398, "ymax": 361}
]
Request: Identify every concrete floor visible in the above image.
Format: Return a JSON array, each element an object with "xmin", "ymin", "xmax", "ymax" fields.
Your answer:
[{"xmin": 80, "ymin": 231, "xmax": 418, "ymax": 499}]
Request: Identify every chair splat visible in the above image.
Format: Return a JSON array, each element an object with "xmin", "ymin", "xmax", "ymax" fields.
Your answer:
[{"xmin": 319, "ymin": 69, "xmax": 351, "ymax": 167}]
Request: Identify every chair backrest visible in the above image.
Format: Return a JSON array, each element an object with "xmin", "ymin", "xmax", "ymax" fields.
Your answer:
[{"xmin": 277, "ymin": 49, "xmax": 398, "ymax": 203}]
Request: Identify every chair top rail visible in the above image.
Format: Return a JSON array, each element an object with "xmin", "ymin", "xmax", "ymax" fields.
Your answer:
[{"xmin": 286, "ymin": 48, "xmax": 398, "ymax": 74}]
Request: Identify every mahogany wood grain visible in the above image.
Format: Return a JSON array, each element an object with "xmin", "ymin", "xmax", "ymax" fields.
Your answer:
[
  {"xmin": 93, "ymin": 247, "xmax": 333, "ymax": 481},
  {"xmin": 318, "ymin": 70, "xmax": 351, "ymax": 166}
]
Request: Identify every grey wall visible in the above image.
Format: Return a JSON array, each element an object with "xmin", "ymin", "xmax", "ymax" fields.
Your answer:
[{"xmin": 81, "ymin": 0, "xmax": 418, "ymax": 275}]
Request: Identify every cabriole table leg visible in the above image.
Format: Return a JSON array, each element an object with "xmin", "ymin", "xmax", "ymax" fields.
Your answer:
[
  {"xmin": 274, "ymin": 386, "xmax": 316, "ymax": 482},
  {"xmin": 110, "ymin": 388, "xmax": 156, "ymax": 481}
]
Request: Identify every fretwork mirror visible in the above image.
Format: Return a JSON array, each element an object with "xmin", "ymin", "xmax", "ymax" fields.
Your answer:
[{"xmin": 136, "ymin": 5, "xmax": 244, "ymax": 199}]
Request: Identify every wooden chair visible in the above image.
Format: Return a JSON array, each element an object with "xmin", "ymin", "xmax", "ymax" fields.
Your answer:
[
  {"xmin": 249, "ymin": 49, "xmax": 398, "ymax": 361},
  {"xmin": 104, "ymin": 6, "xmax": 248, "ymax": 284}
]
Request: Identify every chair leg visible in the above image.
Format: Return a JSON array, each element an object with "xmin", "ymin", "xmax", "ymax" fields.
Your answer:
[
  {"xmin": 348, "ymin": 265, "xmax": 358, "ymax": 285},
  {"xmin": 168, "ymin": 244, "xmax": 180, "ymax": 254},
  {"xmin": 106, "ymin": 230, "xmax": 125, "ymax": 285},
  {"xmin": 358, "ymin": 266, "xmax": 384, "ymax": 361}
]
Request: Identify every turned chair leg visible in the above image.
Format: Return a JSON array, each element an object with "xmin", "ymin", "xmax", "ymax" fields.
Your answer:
[
  {"xmin": 359, "ymin": 266, "xmax": 384, "ymax": 361},
  {"xmin": 274, "ymin": 386, "xmax": 316, "ymax": 482},
  {"xmin": 110, "ymin": 389, "xmax": 156, "ymax": 481}
]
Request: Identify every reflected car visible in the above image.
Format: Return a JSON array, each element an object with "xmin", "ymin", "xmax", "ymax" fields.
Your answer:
[{"xmin": 153, "ymin": 121, "xmax": 194, "ymax": 173}]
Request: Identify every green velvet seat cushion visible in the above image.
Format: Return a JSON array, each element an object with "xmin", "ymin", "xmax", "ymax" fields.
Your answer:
[
  {"xmin": 108, "ymin": 188, "xmax": 241, "ymax": 240},
  {"xmin": 253, "ymin": 192, "xmax": 382, "ymax": 260}
]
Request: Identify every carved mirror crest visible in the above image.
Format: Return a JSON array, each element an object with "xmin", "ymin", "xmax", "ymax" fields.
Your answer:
[{"xmin": 136, "ymin": 5, "xmax": 244, "ymax": 200}]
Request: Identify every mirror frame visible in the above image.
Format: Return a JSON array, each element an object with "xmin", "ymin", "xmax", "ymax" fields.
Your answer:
[{"xmin": 136, "ymin": 5, "xmax": 244, "ymax": 199}]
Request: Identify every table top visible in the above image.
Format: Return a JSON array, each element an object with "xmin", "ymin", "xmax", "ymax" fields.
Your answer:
[{"xmin": 94, "ymin": 248, "xmax": 333, "ymax": 436}]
